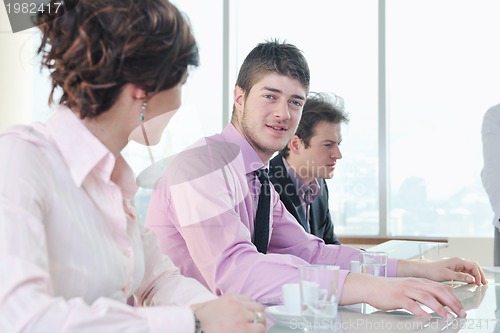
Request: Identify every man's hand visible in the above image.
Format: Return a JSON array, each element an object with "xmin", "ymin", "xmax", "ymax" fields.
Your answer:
[
  {"xmin": 398, "ymin": 257, "xmax": 487, "ymax": 286},
  {"xmin": 342, "ymin": 273, "xmax": 466, "ymax": 319}
]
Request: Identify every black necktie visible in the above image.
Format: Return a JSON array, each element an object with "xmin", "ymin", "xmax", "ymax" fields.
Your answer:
[{"xmin": 253, "ymin": 169, "xmax": 270, "ymax": 254}]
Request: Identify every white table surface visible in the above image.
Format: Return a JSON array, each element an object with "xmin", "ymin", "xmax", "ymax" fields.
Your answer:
[{"xmin": 267, "ymin": 266, "xmax": 500, "ymax": 332}]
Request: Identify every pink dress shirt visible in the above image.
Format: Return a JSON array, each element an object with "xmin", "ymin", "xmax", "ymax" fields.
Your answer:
[
  {"xmin": 146, "ymin": 124, "xmax": 398, "ymax": 305},
  {"xmin": 0, "ymin": 107, "xmax": 215, "ymax": 333}
]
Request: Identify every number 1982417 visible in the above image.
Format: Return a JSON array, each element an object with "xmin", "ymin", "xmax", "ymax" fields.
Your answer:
[{"xmin": 5, "ymin": 2, "xmax": 63, "ymax": 14}]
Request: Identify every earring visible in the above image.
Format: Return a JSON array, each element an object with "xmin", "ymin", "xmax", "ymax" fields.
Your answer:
[{"xmin": 140, "ymin": 102, "xmax": 147, "ymax": 122}]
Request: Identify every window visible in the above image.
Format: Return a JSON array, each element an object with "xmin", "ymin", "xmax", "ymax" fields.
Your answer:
[
  {"xmin": 385, "ymin": 0, "xmax": 500, "ymax": 237},
  {"xmin": 124, "ymin": 0, "xmax": 225, "ymax": 223},
  {"xmin": 232, "ymin": 0, "xmax": 380, "ymax": 235},
  {"xmin": 232, "ymin": 0, "xmax": 499, "ymax": 237},
  {"xmin": 2, "ymin": 0, "xmax": 498, "ymax": 237}
]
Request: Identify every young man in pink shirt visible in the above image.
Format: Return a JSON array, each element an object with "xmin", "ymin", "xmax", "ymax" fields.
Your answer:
[{"xmin": 146, "ymin": 40, "xmax": 486, "ymax": 319}]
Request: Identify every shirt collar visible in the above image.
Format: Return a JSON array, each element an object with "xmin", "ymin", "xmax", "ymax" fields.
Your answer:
[
  {"xmin": 221, "ymin": 124, "xmax": 267, "ymax": 174},
  {"xmin": 46, "ymin": 106, "xmax": 116, "ymax": 187}
]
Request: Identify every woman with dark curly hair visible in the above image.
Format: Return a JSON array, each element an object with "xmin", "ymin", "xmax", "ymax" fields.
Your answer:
[{"xmin": 0, "ymin": 1, "xmax": 265, "ymax": 332}]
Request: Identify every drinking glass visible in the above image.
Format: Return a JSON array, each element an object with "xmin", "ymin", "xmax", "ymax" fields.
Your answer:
[
  {"xmin": 299, "ymin": 265, "xmax": 339, "ymax": 331},
  {"xmin": 359, "ymin": 251, "xmax": 388, "ymax": 277},
  {"xmin": 419, "ymin": 242, "xmax": 441, "ymax": 261}
]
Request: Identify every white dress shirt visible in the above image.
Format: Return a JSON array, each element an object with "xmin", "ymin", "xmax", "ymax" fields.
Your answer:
[
  {"xmin": 481, "ymin": 103, "xmax": 500, "ymax": 229},
  {"xmin": 0, "ymin": 107, "xmax": 215, "ymax": 333}
]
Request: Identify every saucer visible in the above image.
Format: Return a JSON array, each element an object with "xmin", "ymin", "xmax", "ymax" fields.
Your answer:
[{"xmin": 265, "ymin": 305, "xmax": 302, "ymax": 326}]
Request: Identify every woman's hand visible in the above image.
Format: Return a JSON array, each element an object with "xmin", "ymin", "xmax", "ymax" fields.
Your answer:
[{"xmin": 191, "ymin": 294, "xmax": 265, "ymax": 333}]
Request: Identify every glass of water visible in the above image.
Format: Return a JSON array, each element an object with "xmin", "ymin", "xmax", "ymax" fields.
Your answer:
[
  {"xmin": 299, "ymin": 265, "xmax": 339, "ymax": 331},
  {"xmin": 359, "ymin": 251, "xmax": 388, "ymax": 277}
]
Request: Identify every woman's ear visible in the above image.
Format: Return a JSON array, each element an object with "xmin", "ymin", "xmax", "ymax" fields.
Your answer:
[{"xmin": 131, "ymin": 85, "xmax": 147, "ymax": 100}]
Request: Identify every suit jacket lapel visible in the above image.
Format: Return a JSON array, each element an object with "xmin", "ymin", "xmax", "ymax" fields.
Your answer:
[{"xmin": 269, "ymin": 156, "xmax": 308, "ymax": 230}]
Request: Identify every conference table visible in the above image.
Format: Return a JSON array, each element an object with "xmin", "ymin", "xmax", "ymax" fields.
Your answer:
[
  {"xmin": 267, "ymin": 267, "xmax": 499, "ymax": 332},
  {"xmin": 266, "ymin": 241, "xmax": 499, "ymax": 332}
]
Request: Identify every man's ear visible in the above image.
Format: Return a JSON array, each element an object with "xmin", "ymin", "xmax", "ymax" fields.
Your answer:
[
  {"xmin": 233, "ymin": 85, "xmax": 245, "ymax": 114},
  {"xmin": 289, "ymin": 135, "xmax": 303, "ymax": 154}
]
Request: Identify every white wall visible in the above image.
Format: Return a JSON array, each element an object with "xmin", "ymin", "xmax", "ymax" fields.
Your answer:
[
  {"xmin": 0, "ymin": 5, "xmax": 57, "ymax": 131},
  {"xmin": 444, "ymin": 237, "xmax": 494, "ymax": 267},
  {"xmin": 0, "ymin": 6, "xmax": 34, "ymax": 130}
]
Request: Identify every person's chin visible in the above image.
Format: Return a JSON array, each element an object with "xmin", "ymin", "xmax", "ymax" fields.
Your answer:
[{"xmin": 266, "ymin": 139, "xmax": 287, "ymax": 152}]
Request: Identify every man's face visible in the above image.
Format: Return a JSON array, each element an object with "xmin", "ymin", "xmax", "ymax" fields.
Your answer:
[
  {"xmin": 233, "ymin": 73, "xmax": 307, "ymax": 162},
  {"xmin": 296, "ymin": 121, "xmax": 343, "ymax": 181}
]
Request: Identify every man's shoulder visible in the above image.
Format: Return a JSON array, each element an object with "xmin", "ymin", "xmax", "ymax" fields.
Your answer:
[
  {"xmin": 269, "ymin": 153, "xmax": 282, "ymax": 165},
  {"xmin": 165, "ymin": 134, "xmax": 243, "ymax": 185},
  {"xmin": 269, "ymin": 154, "xmax": 286, "ymax": 173},
  {"xmin": 268, "ymin": 155, "xmax": 293, "ymax": 195},
  {"xmin": 484, "ymin": 103, "xmax": 500, "ymax": 122},
  {"xmin": 316, "ymin": 179, "xmax": 330, "ymax": 200},
  {"xmin": 269, "ymin": 155, "xmax": 289, "ymax": 179},
  {"xmin": 319, "ymin": 178, "xmax": 329, "ymax": 187},
  {"xmin": 181, "ymin": 134, "xmax": 241, "ymax": 166}
]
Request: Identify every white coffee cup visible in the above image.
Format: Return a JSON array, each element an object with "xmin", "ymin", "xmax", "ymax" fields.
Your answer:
[
  {"xmin": 301, "ymin": 280, "xmax": 329, "ymax": 304},
  {"xmin": 350, "ymin": 260, "xmax": 360, "ymax": 273},
  {"xmin": 282, "ymin": 283, "xmax": 301, "ymax": 315},
  {"xmin": 299, "ymin": 265, "xmax": 340, "ymax": 329},
  {"xmin": 282, "ymin": 282, "xmax": 329, "ymax": 315}
]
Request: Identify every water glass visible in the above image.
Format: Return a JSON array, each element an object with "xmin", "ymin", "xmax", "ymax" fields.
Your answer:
[
  {"xmin": 299, "ymin": 265, "xmax": 339, "ymax": 331},
  {"xmin": 419, "ymin": 242, "xmax": 441, "ymax": 261},
  {"xmin": 359, "ymin": 251, "xmax": 388, "ymax": 277}
]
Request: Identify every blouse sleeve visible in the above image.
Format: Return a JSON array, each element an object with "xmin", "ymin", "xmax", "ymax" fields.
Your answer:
[
  {"xmin": 134, "ymin": 223, "xmax": 217, "ymax": 307},
  {"xmin": 0, "ymin": 133, "xmax": 213, "ymax": 333}
]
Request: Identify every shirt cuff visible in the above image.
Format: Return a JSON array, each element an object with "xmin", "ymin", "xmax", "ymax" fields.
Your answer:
[
  {"xmin": 387, "ymin": 258, "xmax": 398, "ymax": 277},
  {"xmin": 336, "ymin": 269, "xmax": 350, "ymax": 302}
]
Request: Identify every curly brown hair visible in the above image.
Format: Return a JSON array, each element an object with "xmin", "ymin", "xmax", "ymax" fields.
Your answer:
[{"xmin": 36, "ymin": 0, "xmax": 199, "ymax": 118}]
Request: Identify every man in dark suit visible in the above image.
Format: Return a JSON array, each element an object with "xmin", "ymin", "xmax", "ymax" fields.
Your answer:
[{"xmin": 269, "ymin": 92, "xmax": 348, "ymax": 244}]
